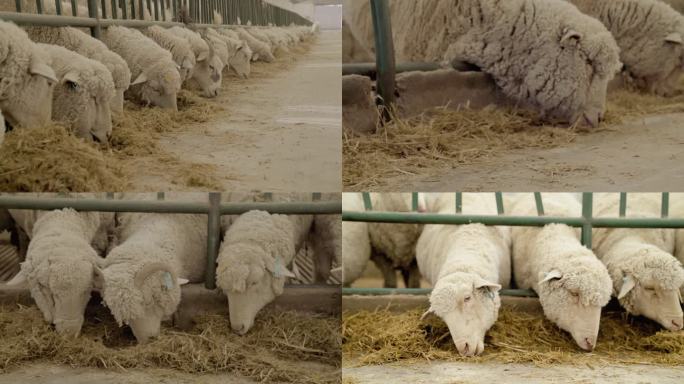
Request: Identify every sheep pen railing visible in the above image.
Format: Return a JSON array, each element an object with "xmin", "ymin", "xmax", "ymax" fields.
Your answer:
[
  {"xmin": 0, "ymin": 192, "xmax": 341, "ymax": 290},
  {"xmin": 0, "ymin": 0, "xmax": 312, "ymax": 39},
  {"xmin": 342, "ymin": 192, "xmax": 684, "ymax": 298}
]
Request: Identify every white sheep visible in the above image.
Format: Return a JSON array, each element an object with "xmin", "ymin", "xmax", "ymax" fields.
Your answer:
[
  {"xmin": 101, "ymin": 26, "xmax": 181, "ymax": 110},
  {"xmin": 142, "ymin": 26, "xmax": 196, "ymax": 83},
  {"xmin": 213, "ymin": 28, "xmax": 253, "ymax": 78},
  {"xmin": 167, "ymin": 26, "xmax": 223, "ymax": 98},
  {"xmin": 509, "ymin": 193, "xmax": 613, "ymax": 351},
  {"xmin": 667, "ymin": 193, "xmax": 684, "ymax": 299},
  {"xmin": 344, "ymin": 0, "xmax": 622, "ymax": 128},
  {"xmin": 0, "ymin": 20, "xmax": 57, "ymax": 130},
  {"xmin": 100, "ymin": 212, "xmax": 206, "ymax": 343},
  {"xmin": 311, "ymin": 212, "xmax": 341, "ymax": 283},
  {"xmin": 236, "ymin": 27, "xmax": 276, "ymax": 63},
  {"xmin": 664, "ymin": 0, "xmax": 684, "ymax": 13},
  {"xmin": 216, "ymin": 209, "xmax": 313, "ymax": 335},
  {"xmin": 367, "ymin": 193, "xmax": 425, "ymax": 288},
  {"xmin": 593, "ymin": 193, "xmax": 684, "ymax": 331},
  {"xmin": 6, "ymin": 208, "xmax": 109, "ymax": 337},
  {"xmin": 26, "ymin": 27, "xmax": 131, "ymax": 115},
  {"xmin": 0, "ymin": 108, "xmax": 4, "ymax": 146},
  {"xmin": 37, "ymin": 43, "xmax": 115, "ymax": 143},
  {"xmin": 341, "ymin": 193, "xmax": 371, "ymax": 285},
  {"xmin": 418, "ymin": 193, "xmax": 510, "ymax": 356},
  {"xmin": 199, "ymin": 28, "xmax": 229, "ymax": 83},
  {"xmin": 568, "ymin": 0, "xmax": 684, "ymax": 97}
]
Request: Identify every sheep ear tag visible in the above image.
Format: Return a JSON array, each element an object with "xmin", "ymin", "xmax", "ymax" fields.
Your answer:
[
  {"xmin": 177, "ymin": 277, "xmax": 189, "ymax": 286},
  {"xmin": 162, "ymin": 272, "xmax": 175, "ymax": 290},
  {"xmin": 666, "ymin": 32, "xmax": 683, "ymax": 45},
  {"xmin": 270, "ymin": 255, "xmax": 296, "ymax": 279},
  {"xmin": 618, "ymin": 275, "xmax": 636, "ymax": 299},
  {"xmin": 131, "ymin": 73, "xmax": 148, "ymax": 86}
]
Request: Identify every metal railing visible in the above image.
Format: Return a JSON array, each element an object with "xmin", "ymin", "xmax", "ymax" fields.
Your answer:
[
  {"xmin": 342, "ymin": 192, "xmax": 682, "ymax": 297},
  {"xmin": 0, "ymin": 0, "xmax": 311, "ymax": 38},
  {"xmin": 0, "ymin": 192, "xmax": 341, "ymax": 289}
]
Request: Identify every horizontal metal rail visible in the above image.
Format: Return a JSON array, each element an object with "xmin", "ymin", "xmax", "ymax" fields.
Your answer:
[
  {"xmin": 0, "ymin": 194, "xmax": 341, "ymax": 289},
  {"xmin": 342, "ymin": 61, "xmax": 481, "ymax": 77},
  {"xmin": 342, "ymin": 287, "xmax": 538, "ymax": 297}
]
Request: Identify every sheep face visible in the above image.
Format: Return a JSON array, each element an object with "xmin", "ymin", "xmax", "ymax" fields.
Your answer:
[
  {"xmin": 0, "ymin": 59, "xmax": 56, "ymax": 130},
  {"xmin": 615, "ymin": 255, "xmax": 684, "ymax": 331},
  {"xmin": 52, "ymin": 72, "xmax": 113, "ymax": 143},
  {"xmin": 424, "ymin": 273, "xmax": 501, "ymax": 357},
  {"xmin": 178, "ymin": 55, "xmax": 196, "ymax": 83},
  {"xmin": 191, "ymin": 55, "xmax": 223, "ymax": 98},
  {"xmin": 230, "ymin": 44, "xmax": 252, "ymax": 79},
  {"xmin": 110, "ymin": 87, "xmax": 126, "ymax": 115},
  {"xmin": 536, "ymin": 267, "xmax": 611, "ymax": 351},
  {"xmin": 130, "ymin": 65, "xmax": 181, "ymax": 111}
]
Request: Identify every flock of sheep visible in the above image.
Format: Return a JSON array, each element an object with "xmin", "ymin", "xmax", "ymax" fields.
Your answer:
[
  {"xmin": 343, "ymin": 0, "xmax": 684, "ymax": 127},
  {"xmin": 0, "ymin": 0, "xmax": 319, "ymax": 145},
  {"xmin": 342, "ymin": 193, "xmax": 684, "ymax": 356},
  {"xmin": 0, "ymin": 193, "xmax": 341, "ymax": 344}
]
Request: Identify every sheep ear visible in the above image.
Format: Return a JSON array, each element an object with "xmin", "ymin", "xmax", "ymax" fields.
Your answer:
[
  {"xmin": 538, "ymin": 269, "xmax": 563, "ymax": 284},
  {"xmin": 665, "ymin": 32, "xmax": 683, "ymax": 44},
  {"xmin": 561, "ymin": 29, "xmax": 583, "ymax": 46},
  {"xmin": 177, "ymin": 278, "xmax": 189, "ymax": 285},
  {"xmin": 279, "ymin": 267, "xmax": 297, "ymax": 279},
  {"xmin": 182, "ymin": 58, "xmax": 193, "ymax": 69},
  {"xmin": 474, "ymin": 277, "xmax": 501, "ymax": 292},
  {"xmin": 197, "ymin": 51, "xmax": 209, "ymax": 62},
  {"xmin": 420, "ymin": 307, "xmax": 435, "ymax": 321},
  {"xmin": 6, "ymin": 269, "xmax": 27, "ymax": 286},
  {"xmin": 92, "ymin": 265, "xmax": 105, "ymax": 291},
  {"xmin": 131, "ymin": 73, "xmax": 148, "ymax": 85},
  {"xmin": 618, "ymin": 275, "xmax": 637, "ymax": 299},
  {"xmin": 62, "ymin": 71, "xmax": 80, "ymax": 89},
  {"xmin": 29, "ymin": 61, "xmax": 57, "ymax": 83}
]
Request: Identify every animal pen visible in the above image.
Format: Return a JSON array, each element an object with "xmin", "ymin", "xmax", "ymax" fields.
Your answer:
[
  {"xmin": 342, "ymin": 192, "xmax": 684, "ymax": 298},
  {"xmin": 0, "ymin": 0, "xmax": 312, "ymax": 39},
  {"xmin": 0, "ymin": 192, "xmax": 341, "ymax": 289}
]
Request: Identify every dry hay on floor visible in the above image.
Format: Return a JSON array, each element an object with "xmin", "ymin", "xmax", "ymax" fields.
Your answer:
[
  {"xmin": 343, "ymin": 106, "xmax": 578, "ymax": 189},
  {"xmin": 343, "ymin": 308, "xmax": 684, "ymax": 367},
  {"xmin": 0, "ymin": 125, "xmax": 127, "ymax": 192},
  {"xmin": 0, "ymin": 303, "xmax": 341, "ymax": 384},
  {"xmin": 605, "ymin": 89, "xmax": 684, "ymax": 123}
]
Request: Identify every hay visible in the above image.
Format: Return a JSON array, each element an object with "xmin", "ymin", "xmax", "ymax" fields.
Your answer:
[
  {"xmin": 0, "ymin": 303, "xmax": 340, "ymax": 384},
  {"xmin": 343, "ymin": 84, "xmax": 684, "ymax": 190},
  {"xmin": 0, "ymin": 125, "xmax": 127, "ymax": 192},
  {"xmin": 343, "ymin": 308, "xmax": 684, "ymax": 367}
]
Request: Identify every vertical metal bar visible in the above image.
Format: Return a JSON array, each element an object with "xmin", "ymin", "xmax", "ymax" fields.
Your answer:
[
  {"xmin": 370, "ymin": 0, "xmax": 396, "ymax": 118},
  {"xmin": 205, "ymin": 192, "xmax": 221, "ymax": 290},
  {"xmin": 411, "ymin": 192, "xmax": 418, "ymax": 212},
  {"xmin": 70, "ymin": 0, "xmax": 77, "ymax": 16},
  {"xmin": 111, "ymin": 0, "xmax": 118, "ymax": 18},
  {"xmin": 662, "ymin": 192, "xmax": 670, "ymax": 218},
  {"xmin": 146, "ymin": 0, "xmax": 152, "ymax": 20},
  {"xmin": 153, "ymin": 0, "xmax": 159, "ymax": 20},
  {"xmin": 362, "ymin": 193, "xmax": 372, "ymax": 211},
  {"xmin": 161, "ymin": 0, "xmax": 166, "ymax": 21},
  {"xmin": 55, "ymin": 0, "xmax": 62, "ymax": 15},
  {"xmin": 138, "ymin": 0, "xmax": 144, "ymax": 20},
  {"xmin": 106, "ymin": 192, "xmax": 114, "ymax": 199},
  {"xmin": 312, "ymin": 193, "xmax": 322, "ymax": 201},
  {"xmin": 15, "ymin": 0, "xmax": 21, "ymax": 13},
  {"xmin": 36, "ymin": 0, "xmax": 44, "ymax": 14},
  {"xmin": 534, "ymin": 192, "xmax": 544, "ymax": 216},
  {"xmin": 157, "ymin": 192, "xmax": 165, "ymax": 200},
  {"xmin": 619, "ymin": 192, "xmax": 627, "ymax": 217},
  {"xmin": 495, "ymin": 192, "xmax": 504, "ymax": 215},
  {"xmin": 171, "ymin": 0, "xmax": 176, "ymax": 21},
  {"xmin": 581, "ymin": 193, "xmax": 593, "ymax": 249},
  {"xmin": 87, "ymin": 0, "xmax": 101, "ymax": 38},
  {"xmin": 122, "ymin": 0, "xmax": 129, "ymax": 19},
  {"xmin": 101, "ymin": 0, "xmax": 107, "ymax": 18},
  {"xmin": 455, "ymin": 192, "xmax": 462, "ymax": 214}
]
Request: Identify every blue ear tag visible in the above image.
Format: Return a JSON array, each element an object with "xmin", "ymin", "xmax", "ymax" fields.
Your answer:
[
  {"xmin": 273, "ymin": 255, "xmax": 282, "ymax": 278},
  {"xmin": 487, "ymin": 290, "xmax": 495, "ymax": 300},
  {"xmin": 163, "ymin": 272, "xmax": 174, "ymax": 290}
]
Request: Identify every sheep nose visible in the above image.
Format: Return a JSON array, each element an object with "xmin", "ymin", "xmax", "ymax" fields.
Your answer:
[
  {"xmin": 232, "ymin": 324, "xmax": 247, "ymax": 335},
  {"xmin": 672, "ymin": 320, "xmax": 683, "ymax": 330},
  {"xmin": 583, "ymin": 337, "xmax": 595, "ymax": 351}
]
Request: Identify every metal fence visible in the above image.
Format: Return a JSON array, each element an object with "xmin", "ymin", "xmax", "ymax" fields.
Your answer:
[
  {"xmin": 0, "ymin": 192, "xmax": 341, "ymax": 289},
  {"xmin": 0, "ymin": 0, "xmax": 311, "ymax": 38},
  {"xmin": 342, "ymin": 192, "xmax": 684, "ymax": 298}
]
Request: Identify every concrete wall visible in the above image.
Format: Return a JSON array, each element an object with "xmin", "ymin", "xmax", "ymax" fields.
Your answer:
[
  {"xmin": 264, "ymin": 0, "xmax": 316, "ymax": 20},
  {"xmin": 314, "ymin": 4, "xmax": 342, "ymax": 29}
]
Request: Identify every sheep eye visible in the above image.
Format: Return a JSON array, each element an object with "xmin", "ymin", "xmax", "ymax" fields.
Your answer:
[
  {"xmin": 570, "ymin": 291, "xmax": 579, "ymax": 297},
  {"xmin": 66, "ymin": 81, "xmax": 80, "ymax": 91},
  {"xmin": 464, "ymin": 296, "xmax": 471, "ymax": 303}
]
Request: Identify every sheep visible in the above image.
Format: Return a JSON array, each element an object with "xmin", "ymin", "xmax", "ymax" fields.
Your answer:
[
  {"xmin": 668, "ymin": 193, "xmax": 684, "ymax": 299},
  {"xmin": 99, "ymin": 212, "xmax": 206, "ymax": 343},
  {"xmin": 142, "ymin": 26, "xmax": 196, "ymax": 83},
  {"xmin": 199, "ymin": 28, "xmax": 229, "ymax": 83},
  {"xmin": 344, "ymin": 0, "xmax": 622, "ymax": 128},
  {"xmin": 101, "ymin": 26, "xmax": 181, "ymax": 110},
  {"xmin": 6, "ymin": 208, "xmax": 109, "ymax": 337},
  {"xmin": 592, "ymin": 193, "xmax": 684, "ymax": 331},
  {"xmin": 0, "ymin": 20, "xmax": 57, "ymax": 130},
  {"xmin": 167, "ymin": 26, "xmax": 223, "ymax": 98},
  {"xmin": 37, "ymin": 43, "xmax": 115, "ymax": 143},
  {"xmin": 213, "ymin": 29, "xmax": 253, "ymax": 78},
  {"xmin": 341, "ymin": 193, "xmax": 371, "ymax": 285},
  {"xmin": 568, "ymin": 0, "xmax": 684, "ymax": 97},
  {"xmin": 663, "ymin": 0, "xmax": 684, "ymax": 13},
  {"xmin": 367, "ymin": 193, "xmax": 425, "ymax": 288},
  {"xmin": 236, "ymin": 27, "xmax": 276, "ymax": 63},
  {"xmin": 418, "ymin": 193, "xmax": 511, "ymax": 356},
  {"xmin": 509, "ymin": 193, "xmax": 613, "ymax": 351},
  {"xmin": 26, "ymin": 27, "xmax": 131, "ymax": 116},
  {"xmin": 343, "ymin": 20, "xmax": 374, "ymax": 63},
  {"xmin": 216, "ymin": 210, "xmax": 313, "ymax": 335},
  {"xmin": 311, "ymin": 212, "xmax": 341, "ymax": 283},
  {"xmin": 0, "ymin": 108, "xmax": 4, "ymax": 146}
]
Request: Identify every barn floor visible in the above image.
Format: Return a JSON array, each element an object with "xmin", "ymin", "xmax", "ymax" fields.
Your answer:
[
  {"xmin": 130, "ymin": 29, "xmax": 342, "ymax": 192},
  {"xmin": 366, "ymin": 112, "xmax": 684, "ymax": 191},
  {"xmin": 342, "ymin": 361, "xmax": 684, "ymax": 384}
]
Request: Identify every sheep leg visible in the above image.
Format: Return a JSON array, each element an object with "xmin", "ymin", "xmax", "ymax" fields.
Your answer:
[
  {"xmin": 402, "ymin": 260, "xmax": 421, "ymax": 288},
  {"xmin": 16, "ymin": 225, "xmax": 29, "ymax": 262},
  {"xmin": 370, "ymin": 251, "xmax": 397, "ymax": 288}
]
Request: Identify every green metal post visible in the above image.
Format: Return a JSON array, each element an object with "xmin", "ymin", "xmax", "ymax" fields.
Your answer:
[
  {"xmin": 495, "ymin": 192, "xmax": 504, "ymax": 215},
  {"xmin": 36, "ymin": 0, "xmax": 44, "ymax": 14},
  {"xmin": 662, "ymin": 192, "xmax": 670, "ymax": 218},
  {"xmin": 205, "ymin": 192, "xmax": 221, "ymax": 289},
  {"xmin": 87, "ymin": 0, "xmax": 101, "ymax": 38},
  {"xmin": 111, "ymin": 0, "xmax": 117, "ymax": 18},
  {"xmin": 619, "ymin": 192, "xmax": 627, "ymax": 217},
  {"xmin": 411, "ymin": 192, "xmax": 418, "ymax": 212},
  {"xmin": 362, "ymin": 192, "xmax": 372, "ymax": 211},
  {"xmin": 456, "ymin": 192, "xmax": 462, "ymax": 213},
  {"xmin": 581, "ymin": 193, "xmax": 593, "ymax": 248},
  {"xmin": 100, "ymin": 0, "xmax": 106, "ymax": 18},
  {"xmin": 532, "ymin": 192, "xmax": 544, "ymax": 216},
  {"xmin": 56, "ymin": 0, "xmax": 62, "ymax": 15},
  {"xmin": 370, "ymin": 0, "xmax": 396, "ymax": 116},
  {"xmin": 15, "ymin": 0, "xmax": 21, "ymax": 12},
  {"xmin": 71, "ymin": 0, "xmax": 77, "ymax": 16}
]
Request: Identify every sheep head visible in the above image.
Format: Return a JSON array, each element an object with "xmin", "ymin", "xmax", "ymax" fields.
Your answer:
[{"xmin": 422, "ymin": 272, "xmax": 501, "ymax": 356}]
